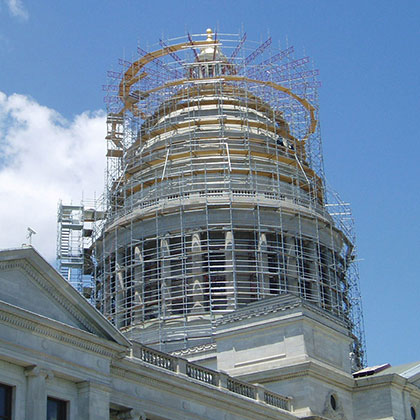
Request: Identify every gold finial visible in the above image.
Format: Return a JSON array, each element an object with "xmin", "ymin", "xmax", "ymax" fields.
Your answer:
[{"xmin": 206, "ymin": 28, "xmax": 213, "ymax": 41}]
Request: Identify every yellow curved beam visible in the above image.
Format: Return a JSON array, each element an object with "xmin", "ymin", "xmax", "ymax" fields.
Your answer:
[
  {"xmin": 118, "ymin": 41, "xmax": 206, "ymax": 102},
  {"xmin": 117, "ymin": 43, "xmax": 317, "ymax": 142}
]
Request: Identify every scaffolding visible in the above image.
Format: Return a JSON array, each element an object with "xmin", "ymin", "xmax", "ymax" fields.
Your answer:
[
  {"xmin": 56, "ymin": 200, "xmax": 106, "ymax": 299},
  {"xmin": 65, "ymin": 29, "xmax": 365, "ymax": 367},
  {"xmin": 56, "ymin": 203, "xmax": 84, "ymax": 288}
]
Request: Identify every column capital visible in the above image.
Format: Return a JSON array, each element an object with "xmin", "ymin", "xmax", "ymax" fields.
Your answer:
[
  {"xmin": 118, "ymin": 409, "xmax": 146, "ymax": 420},
  {"xmin": 24, "ymin": 365, "xmax": 54, "ymax": 381}
]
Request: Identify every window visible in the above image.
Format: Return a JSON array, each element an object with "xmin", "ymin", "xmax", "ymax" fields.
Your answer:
[
  {"xmin": 47, "ymin": 397, "xmax": 67, "ymax": 420},
  {"xmin": 0, "ymin": 383, "xmax": 12, "ymax": 420},
  {"xmin": 330, "ymin": 394, "xmax": 337, "ymax": 411}
]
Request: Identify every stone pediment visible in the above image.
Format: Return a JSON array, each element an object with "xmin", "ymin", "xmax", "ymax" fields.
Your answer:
[
  {"xmin": 0, "ymin": 247, "xmax": 130, "ymax": 348},
  {"xmin": 399, "ymin": 362, "xmax": 420, "ymax": 389}
]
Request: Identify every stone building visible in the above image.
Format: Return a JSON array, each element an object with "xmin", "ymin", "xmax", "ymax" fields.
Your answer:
[
  {"xmin": 2, "ymin": 30, "xmax": 419, "ymax": 419},
  {"xmin": 1, "ymin": 246, "xmax": 420, "ymax": 419},
  {"xmin": 58, "ymin": 29, "xmax": 365, "ymax": 366}
]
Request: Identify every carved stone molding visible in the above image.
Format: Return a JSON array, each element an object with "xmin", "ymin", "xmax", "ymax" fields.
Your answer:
[
  {"xmin": 117, "ymin": 409, "xmax": 146, "ymax": 420},
  {"xmin": 215, "ymin": 294, "xmax": 347, "ymax": 329},
  {"xmin": 171, "ymin": 342, "xmax": 217, "ymax": 356},
  {"xmin": 0, "ymin": 259, "xmax": 96, "ymax": 334},
  {"xmin": 215, "ymin": 299, "xmax": 301, "ymax": 326},
  {"xmin": 0, "ymin": 307, "xmax": 116, "ymax": 358},
  {"xmin": 111, "ymin": 365, "xmax": 164, "ymax": 390},
  {"xmin": 24, "ymin": 365, "xmax": 54, "ymax": 381}
]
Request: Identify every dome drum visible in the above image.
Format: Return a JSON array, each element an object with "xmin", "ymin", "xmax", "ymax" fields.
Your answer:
[{"xmin": 94, "ymin": 30, "xmax": 363, "ymax": 362}]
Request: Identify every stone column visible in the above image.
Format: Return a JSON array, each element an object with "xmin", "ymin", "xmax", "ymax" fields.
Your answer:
[
  {"xmin": 160, "ymin": 238, "xmax": 171, "ymax": 317},
  {"xmin": 305, "ymin": 240, "xmax": 321, "ymax": 305},
  {"xmin": 258, "ymin": 233, "xmax": 270, "ymax": 298},
  {"xmin": 25, "ymin": 366, "xmax": 53, "ymax": 420},
  {"xmin": 224, "ymin": 231, "xmax": 235, "ymax": 309},
  {"xmin": 77, "ymin": 381, "xmax": 110, "ymax": 420},
  {"xmin": 330, "ymin": 250, "xmax": 339, "ymax": 312},
  {"xmin": 321, "ymin": 248, "xmax": 333, "ymax": 310},
  {"xmin": 190, "ymin": 233, "xmax": 204, "ymax": 313},
  {"xmin": 115, "ymin": 248, "xmax": 126, "ymax": 328},
  {"xmin": 133, "ymin": 245, "xmax": 144, "ymax": 323},
  {"xmin": 285, "ymin": 236, "xmax": 298, "ymax": 295}
]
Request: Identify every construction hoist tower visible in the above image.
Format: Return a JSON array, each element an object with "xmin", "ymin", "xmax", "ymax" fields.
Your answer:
[
  {"xmin": 57, "ymin": 201, "xmax": 105, "ymax": 298},
  {"xmin": 56, "ymin": 203, "xmax": 85, "ymax": 289},
  {"xmin": 77, "ymin": 29, "xmax": 365, "ymax": 368}
]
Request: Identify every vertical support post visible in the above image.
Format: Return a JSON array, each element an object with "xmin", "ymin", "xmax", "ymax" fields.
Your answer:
[
  {"xmin": 255, "ymin": 384, "xmax": 265, "ymax": 403},
  {"xmin": 224, "ymin": 142, "xmax": 232, "ymax": 172},
  {"xmin": 306, "ymin": 239, "xmax": 320, "ymax": 304},
  {"xmin": 134, "ymin": 245, "xmax": 144, "ymax": 323},
  {"xmin": 25, "ymin": 366, "xmax": 53, "ymax": 420},
  {"xmin": 160, "ymin": 238, "xmax": 171, "ymax": 317},
  {"xmin": 224, "ymin": 231, "xmax": 235, "ymax": 310},
  {"xmin": 285, "ymin": 235, "xmax": 298, "ymax": 295},
  {"xmin": 190, "ymin": 233, "xmax": 204, "ymax": 313},
  {"xmin": 176, "ymin": 357, "xmax": 188, "ymax": 375},
  {"xmin": 258, "ymin": 233, "xmax": 270, "ymax": 298},
  {"xmin": 115, "ymin": 247, "xmax": 125, "ymax": 328},
  {"xmin": 77, "ymin": 381, "xmax": 110, "ymax": 420},
  {"xmin": 218, "ymin": 372, "xmax": 229, "ymax": 389},
  {"xmin": 161, "ymin": 149, "xmax": 170, "ymax": 181}
]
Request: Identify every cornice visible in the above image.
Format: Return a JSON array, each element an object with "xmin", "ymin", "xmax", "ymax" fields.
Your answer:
[
  {"xmin": 0, "ymin": 259, "xmax": 97, "ymax": 334},
  {"xmin": 354, "ymin": 373, "xmax": 420, "ymax": 398},
  {"xmin": 171, "ymin": 342, "xmax": 217, "ymax": 356},
  {"xmin": 238, "ymin": 360, "xmax": 355, "ymax": 391},
  {"xmin": 215, "ymin": 297, "xmax": 301, "ymax": 326},
  {"xmin": 0, "ymin": 302, "xmax": 121, "ymax": 358},
  {"xmin": 215, "ymin": 294, "xmax": 349, "ymax": 332}
]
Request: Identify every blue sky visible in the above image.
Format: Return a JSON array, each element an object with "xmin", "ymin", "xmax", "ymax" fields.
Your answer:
[{"xmin": 1, "ymin": 0, "xmax": 419, "ymax": 368}]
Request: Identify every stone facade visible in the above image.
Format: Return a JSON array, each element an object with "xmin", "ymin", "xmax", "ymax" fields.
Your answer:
[{"xmin": 0, "ymin": 246, "xmax": 419, "ymax": 419}]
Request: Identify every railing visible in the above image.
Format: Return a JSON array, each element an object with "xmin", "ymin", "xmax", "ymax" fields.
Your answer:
[
  {"xmin": 136, "ymin": 345, "xmax": 175, "ymax": 371},
  {"xmin": 132, "ymin": 343, "xmax": 292, "ymax": 412},
  {"xmin": 186, "ymin": 364, "xmax": 217, "ymax": 385},
  {"xmin": 227, "ymin": 377, "xmax": 256, "ymax": 399},
  {"xmin": 107, "ymin": 184, "xmax": 329, "ymax": 225},
  {"xmin": 264, "ymin": 389, "xmax": 290, "ymax": 411}
]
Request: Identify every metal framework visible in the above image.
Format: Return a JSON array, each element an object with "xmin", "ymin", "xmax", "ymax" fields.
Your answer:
[
  {"xmin": 57, "ymin": 202, "xmax": 85, "ymax": 289},
  {"xmin": 56, "ymin": 200, "xmax": 105, "ymax": 300},
  {"xmin": 59, "ymin": 29, "xmax": 365, "ymax": 368}
]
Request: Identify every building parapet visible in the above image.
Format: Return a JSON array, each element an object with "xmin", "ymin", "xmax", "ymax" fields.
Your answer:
[{"xmin": 131, "ymin": 342, "xmax": 292, "ymax": 412}]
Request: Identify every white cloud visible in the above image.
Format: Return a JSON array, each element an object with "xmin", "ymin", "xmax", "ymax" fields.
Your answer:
[
  {"xmin": 0, "ymin": 92, "xmax": 106, "ymax": 262},
  {"xmin": 4, "ymin": 0, "xmax": 28, "ymax": 20}
]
